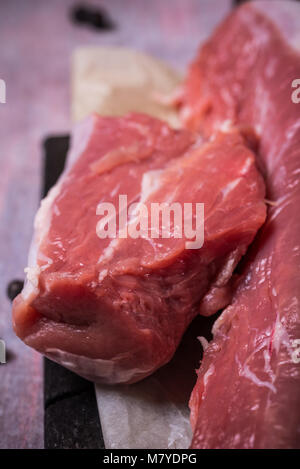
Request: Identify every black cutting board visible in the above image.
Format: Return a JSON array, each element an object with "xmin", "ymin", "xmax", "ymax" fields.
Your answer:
[{"xmin": 42, "ymin": 136, "xmax": 104, "ymax": 449}]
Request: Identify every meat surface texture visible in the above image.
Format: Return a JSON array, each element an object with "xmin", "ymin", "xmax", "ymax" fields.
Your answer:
[
  {"xmin": 180, "ymin": 1, "xmax": 300, "ymax": 449},
  {"xmin": 13, "ymin": 113, "xmax": 265, "ymax": 384}
]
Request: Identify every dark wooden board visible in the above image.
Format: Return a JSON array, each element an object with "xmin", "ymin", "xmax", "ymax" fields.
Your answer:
[{"xmin": 42, "ymin": 136, "xmax": 104, "ymax": 449}]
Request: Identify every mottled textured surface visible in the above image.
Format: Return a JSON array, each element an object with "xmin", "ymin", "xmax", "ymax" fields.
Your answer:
[{"xmin": 0, "ymin": 0, "xmax": 231, "ymax": 448}]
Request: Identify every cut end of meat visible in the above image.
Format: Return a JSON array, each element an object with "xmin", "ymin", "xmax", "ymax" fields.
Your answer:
[{"xmin": 13, "ymin": 113, "xmax": 266, "ymax": 384}]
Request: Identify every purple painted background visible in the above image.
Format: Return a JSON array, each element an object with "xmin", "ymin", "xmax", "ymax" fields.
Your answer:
[{"xmin": 0, "ymin": 0, "xmax": 231, "ymax": 449}]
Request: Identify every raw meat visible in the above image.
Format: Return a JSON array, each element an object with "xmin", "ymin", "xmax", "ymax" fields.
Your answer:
[
  {"xmin": 13, "ymin": 113, "xmax": 265, "ymax": 384},
  {"xmin": 180, "ymin": 1, "xmax": 300, "ymax": 449}
]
